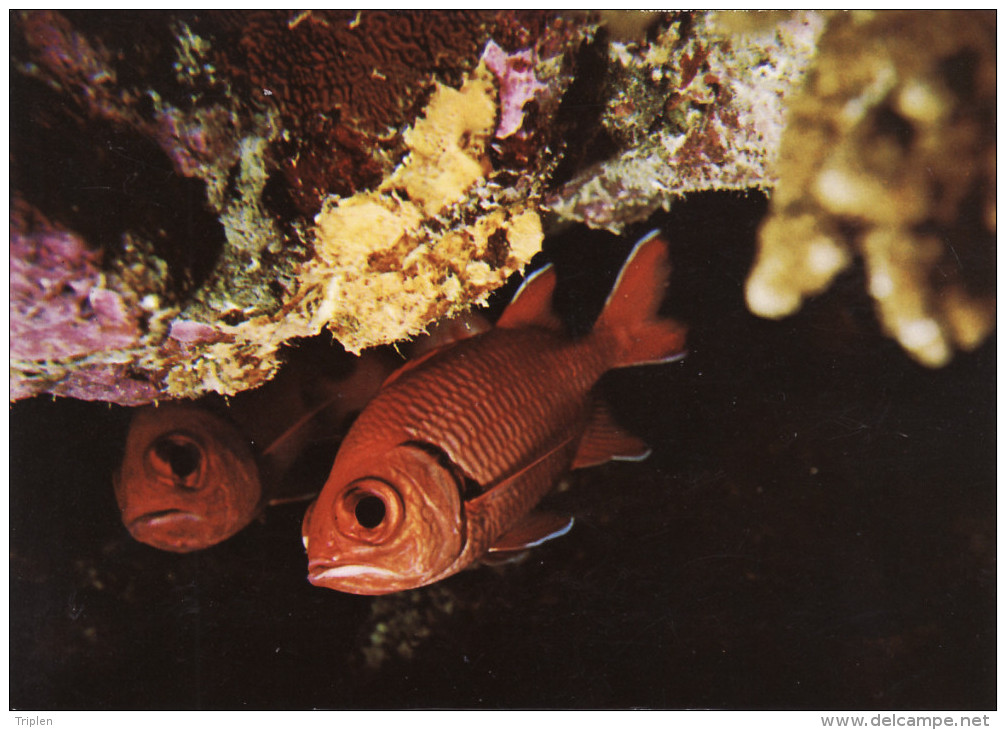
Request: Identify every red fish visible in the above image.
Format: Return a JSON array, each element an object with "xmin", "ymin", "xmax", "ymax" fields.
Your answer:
[
  {"xmin": 114, "ymin": 347, "xmax": 396, "ymax": 553},
  {"xmin": 302, "ymin": 231, "xmax": 687, "ymax": 594}
]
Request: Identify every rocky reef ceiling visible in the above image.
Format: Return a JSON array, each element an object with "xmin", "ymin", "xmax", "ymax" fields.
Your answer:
[{"xmin": 10, "ymin": 10, "xmax": 995, "ymax": 404}]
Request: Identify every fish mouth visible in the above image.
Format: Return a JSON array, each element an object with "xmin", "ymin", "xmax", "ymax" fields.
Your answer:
[
  {"xmin": 130, "ymin": 509, "xmax": 204, "ymax": 529},
  {"xmin": 307, "ymin": 561, "xmax": 400, "ymax": 585}
]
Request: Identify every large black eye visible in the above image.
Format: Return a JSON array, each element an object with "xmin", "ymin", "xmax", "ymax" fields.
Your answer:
[
  {"xmin": 155, "ymin": 439, "xmax": 200, "ymax": 478},
  {"xmin": 337, "ymin": 479, "xmax": 403, "ymax": 542},
  {"xmin": 354, "ymin": 495, "xmax": 386, "ymax": 528},
  {"xmin": 148, "ymin": 433, "xmax": 203, "ymax": 488}
]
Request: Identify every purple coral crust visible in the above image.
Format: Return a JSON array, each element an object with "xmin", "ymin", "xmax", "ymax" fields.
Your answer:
[
  {"xmin": 48, "ymin": 364, "xmax": 161, "ymax": 405},
  {"xmin": 482, "ymin": 40, "xmax": 548, "ymax": 139},
  {"xmin": 168, "ymin": 319, "xmax": 226, "ymax": 345},
  {"xmin": 10, "ymin": 198, "xmax": 143, "ymax": 362}
]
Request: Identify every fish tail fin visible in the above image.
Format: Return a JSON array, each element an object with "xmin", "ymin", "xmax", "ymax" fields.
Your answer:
[{"xmin": 593, "ymin": 230, "xmax": 687, "ymax": 369}]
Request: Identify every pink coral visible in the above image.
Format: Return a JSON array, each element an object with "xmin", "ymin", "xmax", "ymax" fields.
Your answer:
[
  {"xmin": 47, "ymin": 363, "xmax": 160, "ymax": 405},
  {"xmin": 10, "ymin": 198, "xmax": 143, "ymax": 362},
  {"xmin": 482, "ymin": 40, "xmax": 548, "ymax": 139},
  {"xmin": 168, "ymin": 319, "xmax": 226, "ymax": 345}
]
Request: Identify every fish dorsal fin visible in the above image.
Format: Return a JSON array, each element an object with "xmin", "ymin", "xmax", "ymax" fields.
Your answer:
[
  {"xmin": 260, "ymin": 388, "xmax": 345, "ymax": 459},
  {"xmin": 488, "ymin": 511, "xmax": 574, "ymax": 553},
  {"xmin": 496, "ymin": 264, "xmax": 563, "ymax": 331},
  {"xmin": 572, "ymin": 401, "xmax": 651, "ymax": 469},
  {"xmin": 409, "ymin": 312, "xmax": 492, "ymax": 358},
  {"xmin": 381, "ymin": 313, "xmax": 491, "ymax": 389},
  {"xmin": 267, "ymin": 492, "xmax": 319, "ymax": 507},
  {"xmin": 379, "ymin": 346, "xmax": 444, "ymax": 389}
]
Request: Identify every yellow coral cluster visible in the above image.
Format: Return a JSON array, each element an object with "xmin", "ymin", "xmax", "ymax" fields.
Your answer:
[
  {"xmin": 746, "ymin": 11, "xmax": 995, "ymax": 367},
  {"xmin": 298, "ymin": 61, "xmax": 543, "ymax": 353}
]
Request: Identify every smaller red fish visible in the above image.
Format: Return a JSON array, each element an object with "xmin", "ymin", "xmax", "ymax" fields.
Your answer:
[
  {"xmin": 114, "ymin": 347, "xmax": 395, "ymax": 553},
  {"xmin": 115, "ymin": 404, "xmax": 263, "ymax": 553},
  {"xmin": 302, "ymin": 230, "xmax": 687, "ymax": 594}
]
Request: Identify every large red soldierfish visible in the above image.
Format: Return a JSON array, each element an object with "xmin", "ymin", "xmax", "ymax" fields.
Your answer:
[
  {"xmin": 302, "ymin": 230, "xmax": 687, "ymax": 595},
  {"xmin": 114, "ymin": 347, "xmax": 396, "ymax": 553}
]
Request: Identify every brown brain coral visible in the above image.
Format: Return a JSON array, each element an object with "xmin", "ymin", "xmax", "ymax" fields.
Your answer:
[{"xmin": 208, "ymin": 10, "xmax": 496, "ymax": 215}]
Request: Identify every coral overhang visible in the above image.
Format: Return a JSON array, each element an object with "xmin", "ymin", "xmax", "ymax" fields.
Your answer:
[{"xmin": 10, "ymin": 11, "xmax": 996, "ymax": 404}]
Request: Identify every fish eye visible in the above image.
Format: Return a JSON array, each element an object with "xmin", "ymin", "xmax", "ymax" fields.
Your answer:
[
  {"xmin": 147, "ymin": 432, "xmax": 203, "ymax": 489},
  {"xmin": 336, "ymin": 479, "xmax": 402, "ymax": 542},
  {"xmin": 354, "ymin": 495, "xmax": 386, "ymax": 528}
]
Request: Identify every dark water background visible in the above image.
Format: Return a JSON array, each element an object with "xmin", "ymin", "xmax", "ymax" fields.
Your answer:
[{"xmin": 10, "ymin": 193, "xmax": 995, "ymax": 709}]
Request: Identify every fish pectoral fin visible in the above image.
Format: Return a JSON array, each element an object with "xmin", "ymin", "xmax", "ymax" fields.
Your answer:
[
  {"xmin": 488, "ymin": 512, "xmax": 574, "ymax": 553},
  {"xmin": 572, "ymin": 401, "xmax": 651, "ymax": 469}
]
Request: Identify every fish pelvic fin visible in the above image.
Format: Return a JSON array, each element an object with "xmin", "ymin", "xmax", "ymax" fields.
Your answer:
[
  {"xmin": 488, "ymin": 511, "xmax": 574, "ymax": 553},
  {"xmin": 573, "ymin": 401, "xmax": 651, "ymax": 469},
  {"xmin": 594, "ymin": 230, "xmax": 687, "ymax": 368},
  {"xmin": 496, "ymin": 264, "xmax": 564, "ymax": 332}
]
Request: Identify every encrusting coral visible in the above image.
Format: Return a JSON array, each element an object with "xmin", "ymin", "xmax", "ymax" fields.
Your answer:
[
  {"xmin": 291, "ymin": 56, "xmax": 545, "ymax": 352},
  {"xmin": 545, "ymin": 11, "xmax": 825, "ymax": 232},
  {"xmin": 745, "ymin": 10, "xmax": 995, "ymax": 367},
  {"xmin": 10, "ymin": 10, "xmax": 588, "ymax": 402}
]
